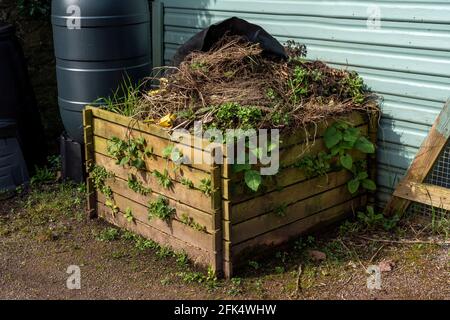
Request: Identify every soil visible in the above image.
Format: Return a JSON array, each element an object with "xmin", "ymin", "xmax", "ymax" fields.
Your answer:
[{"xmin": 0, "ymin": 182, "xmax": 448, "ymax": 300}]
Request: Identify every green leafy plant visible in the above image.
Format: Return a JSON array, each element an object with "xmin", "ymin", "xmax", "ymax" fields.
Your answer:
[
  {"xmin": 357, "ymin": 206, "xmax": 400, "ymax": 231},
  {"xmin": 296, "ymin": 152, "xmax": 331, "ymax": 178},
  {"xmin": 299, "ymin": 121, "xmax": 376, "ymax": 195},
  {"xmin": 162, "ymin": 145, "xmax": 184, "ymax": 164},
  {"xmin": 180, "ymin": 214, "xmax": 207, "ymax": 233},
  {"xmin": 30, "ymin": 155, "xmax": 61, "ymax": 185},
  {"xmin": 124, "ymin": 207, "xmax": 135, "ymax": 223},
  {"xmin": 181, "ymin": 178, "xmax": 194, "ymax": 189},
  {"xmin": 127, "ymin": 174, "xmax": 151, "ymax": 195},
  {"xmin": 341, "ymin": 72, "xmax": 366, "ymax": 104},
  {"xmin": 96, "ymin": 227, "xmax": 120, "ymax": 242},
  {"xmin": 148, "ymin": 196, "xmax": 175, "ymax": 221},
  {"xmin": 274, "ymin": 203, "xmax": 288, "ymax": 217},
  {"xmin": 214, "ymin": 102, "xmax": 263, "ymax": 130},
  {"xmin": 177, "ymin": 267, "xmax": 217, "ymax": 290},
  {"xmin": 89, "ymin": 164, "xmax": 114, "ymax": 198},
  {"xmin": 31, "ymin": 166, "xmax": 55, "ymax": 185},
  {"xmin": 288, "ymin": 66, "xmax": 309, "ymax": 102},
  {"xmin": 199, "ymin": 178, "xmax": 213, "ymax": 196},
  {"xmin": 152, "ymin": 169, "xmax": 173, "ymax": 189},
  {"xmin": 18, "ymin": 0, "xmax": 51, "ymax": 18},
  {"xmin": 107, "ymin": 136, "xmax": 151, "ymax": 170}
]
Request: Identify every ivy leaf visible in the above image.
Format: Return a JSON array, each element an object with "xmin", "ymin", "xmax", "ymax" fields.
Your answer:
[
  {"xmin": 348, "ymin": 179, "xmax": 360, "ymax": 194},
  {"xmin": 245, "ymin": 170, "xmax": 262, "ymax": 192},
  {"xmin": 357, "ymin": 171, "xmax": 369, "ymax": 180},
  {"xmin": 343, "ymin": 127, "xmax": 360, "ymax": 143},
  {"xmin": 324, "ymin": 126, "xmax": 343, "ymax": 149},
  {"xmin": 233, "ymin": 163, "xmax": 252, "ymax": 173},
  {"xmin": 362, "ymin": 179, "xmax": 377, "ymax": 191},
  {"xmin": 355, "ymin": 137, "xmax": 375, "ymax": 154},
  {"xmin": 340, "ymin": 154, "xmax": 353, "ymax": 170}
]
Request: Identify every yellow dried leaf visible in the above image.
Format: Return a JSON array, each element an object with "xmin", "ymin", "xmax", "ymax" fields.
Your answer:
[
  {"xmin": 148, "ymin": 89, "xmax": 161, "ymax": 97},
  {"xmin": 158, "ymin": 114, "xmax": 177, "ymax": 128}
]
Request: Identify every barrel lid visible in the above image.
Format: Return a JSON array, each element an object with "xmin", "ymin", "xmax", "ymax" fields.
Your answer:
[
  {"xmin": 0, "ymin": 22, "xmax": 15, "ymax": 37},
  {"xmin": 51, "ymin": 0, "xmax": 150, "ymax": 27}
]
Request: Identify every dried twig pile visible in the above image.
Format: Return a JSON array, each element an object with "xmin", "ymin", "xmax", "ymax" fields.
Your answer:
[{"xmin": 126, "ymin": 37, "xmax": 378, "ymax": 132}]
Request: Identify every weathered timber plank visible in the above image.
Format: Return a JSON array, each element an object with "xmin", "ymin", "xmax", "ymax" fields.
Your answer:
[
  {"xmin": 94, "ymin": 151, "xmax": 210, "ymax": 189},
  {"xmin": 91, "ymin": 107, "xmax": 222, "ymax": 156},
  {"xmin": 221, "ymin": 125, "xmax": 369, "ymax": 179},
  {"xmin": 98, "ymin": 176, "xmax": 218, "ymax": 233},
  {"xmin": 93, "ymin": 128, "xmax": 213, "ymax": 173},
  {"xmin": 393, "ymin": 181, "xmax": 450, "ymax": 211},
  {"xmin": 228, "ymin": 183, "xmax": 357, "ymax": 244},
  {"xmin": 83, "ymin": 108, "xmax": 97, "ymax": 218},
  {"xmin": 229, "ymin": 196, "xmax": 366, "ymax": 263},
  {"xmin": 384, "ymin": 100, "xmax": 450, "ymax": 216},
  {"xmin": 279, "ymin": 112, "xmax": 367, "ymax": 149},
  {"xmin": 229, "ymin": 170, "xmax": 352, "ymax": 224},
  {"xmin": 98, "ymin": 202, "xmax": 213, "ymax": 268},
  {"xmin": 97, "ymin": 193, "xmax": 214, "ymax": 252},
  {"xmin": 95, "ymin": 151, "xmax": 218, "ymax": 213}
]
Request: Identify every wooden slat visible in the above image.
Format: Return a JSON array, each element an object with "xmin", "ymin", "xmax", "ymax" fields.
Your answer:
[
  {"xmin": 384, "ymin": 99, "xmax": 450, "ymax": 216},
  {"xmin": 368, "ymin": 111, "xmax": 379, "ymax": 206},
  {"xmin": 83, "ymin": 108, "xmax": 97, "ymax": 218},
  {"xmin": 98, "ymin": 203, "xmax": 213, "ymax": 267},
  {"xmin": 97, "ymin": 193, "xmax": 214, "ymax": 252},
  {"xmin": 90, "ymin": 106, "xmax": 224, "ymax": 156},
  {"xmin": 230, "ymin": 170, "xmax": 352, "ymax": 224},
  {"xmin": 99, "ymin": 177, "xmax": 218, "ymax": 233},
  {"xmin": 221, "ymin": 125, "xmax": 369, "ymax": 179},
  {"xmin": 94, "ymin": 149, "xmax": 210, "ymax": 188},
  {"xmin": 228, "ymin": 184, "xmax": 357, "ymax": 244},
  {"xmin": 393, "ymin": 181, "xmax": 450, "ymax": 211},
  {"xmin": 229, "ymin": 196, "xmax": 366, "ymax": 263},
  {"xmin": 95, "ymin": 150, "xmax": 218, "ymax": 213},
  {"xmin": 92, "ymin": 120, "xmax": 213, "ymax": 172},
  {"xmin": 279, "ymin": 112, "xmax": 367, "ymax": 149}
]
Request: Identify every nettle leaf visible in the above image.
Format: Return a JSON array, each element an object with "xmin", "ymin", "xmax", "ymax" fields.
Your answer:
[
  {"xmin": 355, "ymin": 137, "xmax": 375, "ymax": 154},
  {"xmin": 245, "ymin": 170, "xmax": 262, "ymax": 192},
  {"xmin": 233, "ymin": 164, "xmax": 252, "ymax": 173},
  {"xmin": 324, "ymin": 126, "xmax": 343, "ymax": 149},
  {"xmin": 340, "ymin": 154, "xmax": 353, "ymax": 170},
  {"xmin": 348, "ymin": 179, "xmax": 360, "ymax": 194},
  {"xmin": 362, "ymin": 179, "xmax": 377, "ymax": 191}
]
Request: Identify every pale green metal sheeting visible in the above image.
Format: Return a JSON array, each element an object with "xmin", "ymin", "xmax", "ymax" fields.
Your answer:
[{"xmin": 151, "ymin": 0, "xmax": 450, "ymax": 205}]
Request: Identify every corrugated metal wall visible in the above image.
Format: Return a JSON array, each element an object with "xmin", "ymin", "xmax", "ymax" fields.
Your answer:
[{"xmin": 152, "ymin": 0, "xmax": 450, "ymax": 205}]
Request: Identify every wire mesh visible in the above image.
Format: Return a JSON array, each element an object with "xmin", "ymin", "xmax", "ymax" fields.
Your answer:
[{"xmin": 408, "ymin": 141, "xmax": 450, "ymax": 217}]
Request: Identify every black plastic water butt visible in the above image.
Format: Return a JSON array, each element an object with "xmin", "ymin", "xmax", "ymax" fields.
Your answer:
[
  {"xmin": 0, "ymin": 120, "xmax": 29, "ymax": 193},
  {"xmin": 0, "ymin": 22, "xmax": 47, "ymax": 173},
  {"xmin": 51, "ymin": 0, "xmax": 151, "ymax": 144}
]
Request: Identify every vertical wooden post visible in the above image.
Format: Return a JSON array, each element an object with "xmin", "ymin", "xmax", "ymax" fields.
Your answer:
[
  {"xmin": 210, "ymin": 165, "xmax": 223, "ymax": 277},
  {"xmin": 368, "ymin": 111, "xmax": 379, "ymax": 207},
  {"xmin": 83, "ymin": 107, "xmax": 97, "ymax": 219}
]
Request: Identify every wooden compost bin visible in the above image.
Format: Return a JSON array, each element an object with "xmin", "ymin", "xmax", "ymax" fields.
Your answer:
[{"xmin": 83, "ymin": 106, "xmax": 377, "ymax": 278}]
